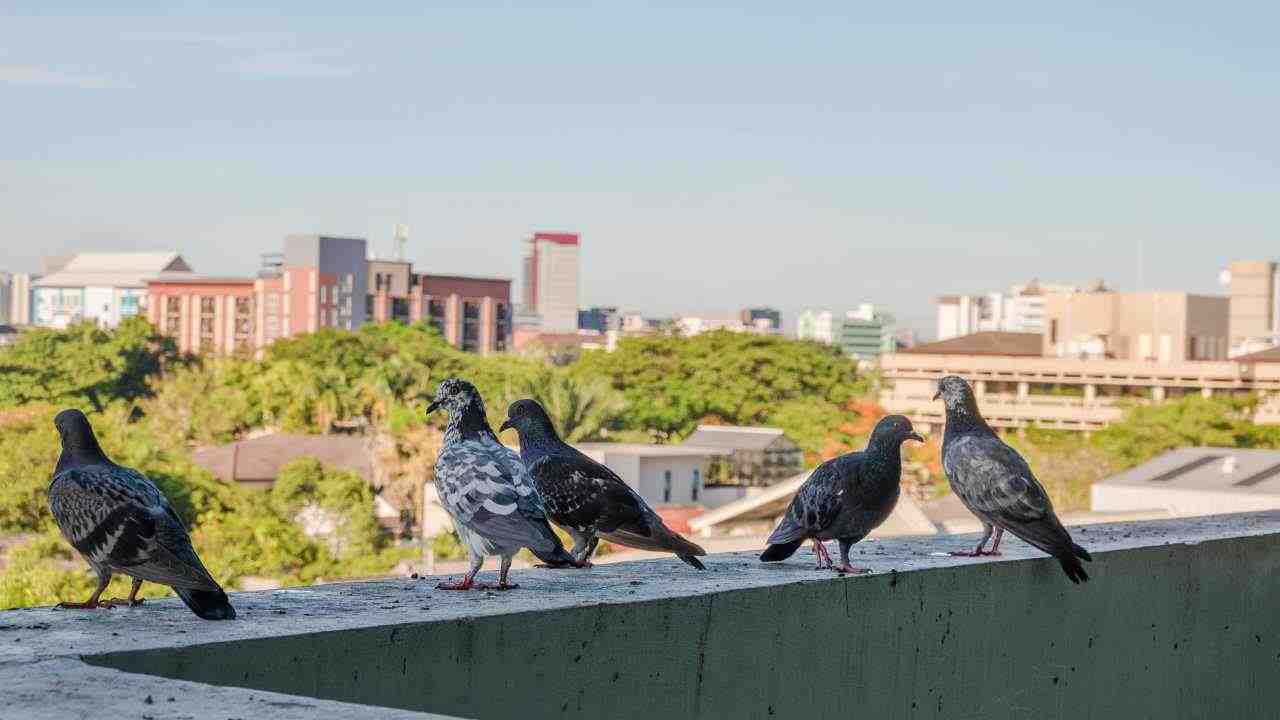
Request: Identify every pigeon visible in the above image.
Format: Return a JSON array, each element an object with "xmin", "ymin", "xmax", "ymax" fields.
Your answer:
[
  {"xmin": 425, "ymin": 379, "xmax": 582, "ymax": 590},
  {"xmin": 500, "ymin": 399, "xmax": 708, "ymax": 570},
  {"xmin": 934, "ymin": 375, "xmax": 1092, "ymax": 583},
  {"xmin": 47, "ymin": 409, "xmax": 235, "ymax": 619},
  {"xmin": 760, "ymin": 415, "xmax": 922, "ymax": 573}
]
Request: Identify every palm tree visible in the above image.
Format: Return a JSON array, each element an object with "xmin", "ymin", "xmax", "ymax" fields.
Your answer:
[{"xmin": 504, "ymin": 370, "xmax": 625, "ymax": 443}]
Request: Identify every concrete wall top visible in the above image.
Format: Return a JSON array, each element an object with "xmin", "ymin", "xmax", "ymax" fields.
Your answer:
[{"xmin": 4, "ymin": 511, "xmax": 1279, "ymax": 719}]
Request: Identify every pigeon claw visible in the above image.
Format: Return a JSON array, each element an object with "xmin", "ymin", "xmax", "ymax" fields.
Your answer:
[
  {"xmin": 101, "ymin": 597, "xmax": 144, "ymax": 609},
  {"xmin": 57, "ymin": 600, "xmax": 109, "ymax": 610},
  {"xmin": 831, "ymin": 564, "xmax": 871, "ymax": 575},
  {"xmin": 435, "ymin": 579, "xmax": 476, "ymax": 591}
]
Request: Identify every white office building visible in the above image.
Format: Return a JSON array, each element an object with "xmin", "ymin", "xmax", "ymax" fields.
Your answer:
[
  {"xmin": 31, "ymin": 252, "xmax": 194, "ymax": 328},
  {"xmin": 796, "ymin": 309, "xmax": 840, "ymax": 344}
]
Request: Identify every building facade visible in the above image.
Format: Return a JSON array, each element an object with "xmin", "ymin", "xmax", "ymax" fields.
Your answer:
[
  {"xmin": 740, "ymin": 307, "xmax": 782, "ymax": 333},
  {"xmin": 1042, "ymin": 291, "xmax": 1228, "ymax": 363},
  {"xmin": 31, "ymin": 252, "xmax": 192, "ymax": 328},
  {"xmin": 936, "ymin": 280, "xmax": 1095, "ymax": 341},
  {"xmin": 521, "ymin": 232, "xmax": 580, "ymax": 333},
  {"xmin": 839, "ymin": 304, "xmax": 896, "ymax": 361},
  {"xmin": 578, "ymin": 306, "xmax": 620, "ymax": 334},
  {"xmin": 1226, "ymin": 259, "xmax": 1280, "ymax": 357},
  {"xmin": 796, "ymin": 309, "xmax": 839, "ymax": 344},
  {"xmin": 879, "ymin": 330, "xmax": 1280, "ymax": 435}
]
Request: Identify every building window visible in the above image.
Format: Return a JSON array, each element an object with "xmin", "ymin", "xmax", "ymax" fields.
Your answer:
[
  {"xmin": 264, "ymin": 293, "xmax": 281, "ymax": 342},
  {"xmin": 164, "ymin": 296, "xmax": 181, "ymax": 336},
  {"xmin": 233, "ymin": 296, "xmax": 253, "ymax": 351},
  {"xmin": 495, "ymin": 302, "xmax": 510, "ymax": 352},
  {"xmin": 1049, "ymin": 319, "xmax": 1058, "ymax": 345},
  {"xmin": 428, "ymin": 299, "xmax": 446, "ymax": 337},
  {"xmin": 119, "ymin": 293, "xmax": 140, "ymax": 317},
  {"xmin": 365, "ymin": 294, "xmax": 374, "ymax": 322},
  {"xmin": 199, "ymin": 297, "xmax": 216, "ymax": 351},
  {"xmin": 691, "ymin": 469, "xmax": 700, "ymax": 503},
  {"xmin": 391, "ymin": 297, "xmax": 410, "ymax": 324},
  {"xmin": 462, "ymin": 301, "xmax": 480, "ymax": 352},
  {"xmin": 663, "ymin": 470, "xmax": 672, "ymax": 503}
]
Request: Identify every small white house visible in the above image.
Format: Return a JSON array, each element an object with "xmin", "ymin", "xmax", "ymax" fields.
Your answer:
[{"xmin": 576, "ymin": 443, "xmax": 730, "ymax": 508}]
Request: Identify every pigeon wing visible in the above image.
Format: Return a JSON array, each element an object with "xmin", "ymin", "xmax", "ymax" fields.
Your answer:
[
  {"xmin": 436, "ymin": 441, "xmax": 560, "ymax": 551},
  {"xmin": 767, "ymin": 459, "xmax": 846, "ymax": 545},
  {"xmin": 48, "ymin": 466, "xmax": 220, "ymax": 591},
  {"xmin": 943, "ymin": 434, "xmax": 1076, "ymax": 555},
  {"xmin": 528, "ymin": 453, "xmax": 646, "ymax": 534}
]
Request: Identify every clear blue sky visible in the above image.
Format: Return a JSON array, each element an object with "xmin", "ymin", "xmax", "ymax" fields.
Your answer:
[{"xmin": 3, "ymin": 2, "xmax": 1278, "ymax": 337}]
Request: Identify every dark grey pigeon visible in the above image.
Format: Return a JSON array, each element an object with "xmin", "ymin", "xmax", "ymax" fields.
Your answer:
[
  {"xmin": 425, "ymin": 379, "xmax": 581, "ymax": 590},
  {"xmin": 500, "ymin": 399, "xmax": 707, "ymax": 569},
  {"xmin": 47, "ymin": 409, "xmax": 235, "ymax": 619},
  {"xmin": 760, "ymin": 415, "xmax": 922, "ymax": 573},
  {"xmin": 935, "ymin": 375, "xmax": 1092, "ymax": 583}
]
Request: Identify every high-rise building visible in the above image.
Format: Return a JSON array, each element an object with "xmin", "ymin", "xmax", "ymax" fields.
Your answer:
[
  {"xmin": 520, "ymin": 232, "xmax": 580, "ymax": 333},
  {"xmin": 1225, "ymin": 260, "xmax": 1280, "ymax": 357},
  {"xmin": 839, "ymin": 304, "xmax": 896, "ymax": 361}
]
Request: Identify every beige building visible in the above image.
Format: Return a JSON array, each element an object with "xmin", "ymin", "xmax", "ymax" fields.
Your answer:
[
  {"xmin": 1226, "ymin": 260, "xmax": 1280, "ymax": 356},
  {"xmin": 880, "ymin": 330, "xmax": 1280, "ymax": 434},
  {"xmin": 1043, "ymin": 291, "xmax": 1228, "ymax": 363}
]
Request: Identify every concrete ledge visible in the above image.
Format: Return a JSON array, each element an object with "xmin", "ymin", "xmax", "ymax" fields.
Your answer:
[{"xmin": 5, "ymin": 511, "xmax": 1280, "ymax": 719}]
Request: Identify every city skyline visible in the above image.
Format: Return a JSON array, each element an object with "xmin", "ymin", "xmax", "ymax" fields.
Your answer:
[{"xmin": 5, "ymin": 3, "xmax": 1280, "ymax": 335}]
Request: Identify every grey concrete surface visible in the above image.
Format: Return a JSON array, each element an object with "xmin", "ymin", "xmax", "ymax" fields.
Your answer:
[{"xmin": 3, "ymin": 511, "xmax": 1279, "ymax": 719}]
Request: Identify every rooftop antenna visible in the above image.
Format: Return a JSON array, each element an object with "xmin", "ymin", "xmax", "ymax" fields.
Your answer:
[{"xmin": 394, "ymin": 224, "xmax": 409, "ymax": 261}]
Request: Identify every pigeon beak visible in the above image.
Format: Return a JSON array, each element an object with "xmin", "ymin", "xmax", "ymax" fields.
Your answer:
[
  {"xmin": 498, "ymin": 419, "xmax": 513, "ymax": 433},
  {"xmin": 423, "ymin": 399, "xmax": 443, "ymax": 415},
  {"xmin": 908, "ymin": 432, "xmax": 925, "ymax": 444},
  {"xmin": 932, "ymin": 390, "xmax": 941, "ymax": 402}
]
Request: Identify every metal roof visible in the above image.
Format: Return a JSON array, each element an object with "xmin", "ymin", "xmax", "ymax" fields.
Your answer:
[
  {"xmin": 1098, "ymin": 446, "xmax": 1280, "ymax": 495},
  {"xmin": 682, "ymin": 425, "xmax": 792, "ymax": 451},
  {"xmin": 33, "ymin": 252, "xmax": 192, "ymax": 289}
]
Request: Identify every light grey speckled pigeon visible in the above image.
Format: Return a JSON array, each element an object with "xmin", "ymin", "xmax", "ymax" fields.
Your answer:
[
  {"xmin": 47, "ymin": 409, "xmax": 235, "ymax": 619},
  {"xmin": 935, "ymin": 375, "xmax": 1092, "ymax": 583},
  {"xmin": 425, "ymin": 378, "xmax": 581, "ymax": 590},
  {"xmin": 760, "ymin": 415, "xmax": 922, "ymax": 573}
]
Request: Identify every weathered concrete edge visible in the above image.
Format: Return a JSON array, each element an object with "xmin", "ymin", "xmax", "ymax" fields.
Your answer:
[
  {"xmin": 5, "ymin": 511, "xmax": 1280, "ymax": 719},
  {"xmin": 11, "ymin": 657, "xmax": 461, "ymax": 720}
]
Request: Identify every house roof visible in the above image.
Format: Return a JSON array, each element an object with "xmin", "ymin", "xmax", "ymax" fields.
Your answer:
[
  {"xmin": 901, "ymin": 331, "xmax": 1043, "ymax": 357},
  {"xmin": 34, "ymin": 252, "xmax": 192, "ymax": 289},
  {"xmin": 1098, "ymin": 446, "xmax": 1280, "ymax": 496},
  {"xmin": 1234, "ymin": 345, "xmax": 1280, "ymax": 363},
  {"xmin": 532, "ymin": 232, "xmax": 579, "ymax": 246},
  {"xmin": 682, "ymin": 425, "xmax": 791, "ymax": 451},
  {"xmin": 192, "ymin": 434, "xmax": 374, "ymax": 485},
  {"xmin": 577, "ymin": 442, "xmax": 729, "ymax": 459}
]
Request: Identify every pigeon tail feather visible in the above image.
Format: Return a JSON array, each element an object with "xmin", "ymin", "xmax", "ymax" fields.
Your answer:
[
  {"xmin": 678, "ymin": 554, "xmax": 706, "ymax": 570},
  {"xmin": 760, "ymin": 539, "xmax": 804, "ymax": 562},
  {"xmin": 175, "ymin": 586, "xmax": 236, "ymax": 620},
  {"xmin": 530, "ymin": 543, "xmax": 579, "ymax": 568},
  {"xmin": 1057, "ymin": 553, "xmax": 1090, "ymax": 584}
]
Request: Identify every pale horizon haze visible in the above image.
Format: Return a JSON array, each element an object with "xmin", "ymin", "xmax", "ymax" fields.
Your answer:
[{"xmin": 3, "ymin": 3, "xmax": 1279, "ymax": 337}]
